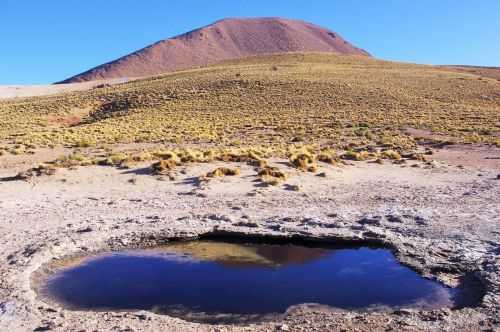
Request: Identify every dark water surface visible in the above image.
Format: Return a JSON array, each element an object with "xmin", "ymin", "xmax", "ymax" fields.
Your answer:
[{"xmin": 43, "ymin": 240, "xmax": 458, "ymax": 322}]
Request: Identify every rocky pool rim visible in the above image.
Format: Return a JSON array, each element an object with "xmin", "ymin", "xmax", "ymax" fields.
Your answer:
[{"xmin": 30, "ymin": 230, "xmax": 488, "ymax": 325}]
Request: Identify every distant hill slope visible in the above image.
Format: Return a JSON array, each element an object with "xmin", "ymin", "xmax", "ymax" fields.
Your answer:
[
  {"xmin": 3, "ymin": 53, "xmax": 499, "ymax": 151},
  {"xmin": 59, "ymin": 17, "xmax": 370, "ymax": 83},
  {"xmin": 439, "ymin": 65, "xmax": 500, "ymax": 80}
]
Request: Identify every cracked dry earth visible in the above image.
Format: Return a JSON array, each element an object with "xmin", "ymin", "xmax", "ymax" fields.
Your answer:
[{"xmin": 0, "ymin": 158, "xmax": 499, "ymax": 332}]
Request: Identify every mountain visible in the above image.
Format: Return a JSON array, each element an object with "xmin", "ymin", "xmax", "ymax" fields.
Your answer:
[{"xmin": 59, "ymin": 17, "xmax": 370, "ymax": 83}]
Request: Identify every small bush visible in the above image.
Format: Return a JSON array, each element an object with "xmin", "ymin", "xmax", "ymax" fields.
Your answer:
[
  {"xmin": 405, "ymin": 152, "xmax": 427, "ymax": 162},
  {"xmin": 290, "ymin": 152, "xmax": 317, "ymax": 172},
  {"xmin": 249, "ymin": 158, "xmax": 268, "ymax": 168},
  {"xmin": 101, "ymin": 152, "xmax": 128, "ymax": 166},
  {"xmin": 261, "ymin": 176, "xmax": 281, "ymax": 186},
  {"xmin": 152, "ymin": 159, "xmax": 177, "ymax": 175},
  {"xmin": 132, "ymin": 151, "xmax": 153, "ymax": 162},
  {"xmin": 342, "ymin": 150, "xmax": 367, "ymax": 161},
  {"xmin": 11, "ymin": 147, "xmax": 25, "ymax": 155},
  {"xmin": 207, "ymin": 167, "xmax": 240, "ymax": 178},
  {"xmin": 75, "ymin": 139, "xmax": 96, "ymax": 148},
  {"xmin": 258, "ymin": 166, "xmax": 286, "ymax": 180},
  {"xmin": 15, "ymin": 164, "xmax": 57, "ymax": 181},
  {"xmin": 318, "ymin": 149, "xmax": 338, "ymax": 165},
  {"xmin": 381, "ymin": 150, "xmax": 402, "ymax": 160}
]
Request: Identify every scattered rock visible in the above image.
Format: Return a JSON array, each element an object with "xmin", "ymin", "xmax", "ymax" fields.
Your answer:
[
  {"xmin": 0, "ymin": 301, "xmax": 16, "ymax": 318},
  {"xmin": 134, "ymin": 314, "xmax": 147, "ymax": 320},
  {"xmin": 22, "ymin": 245, "xmax": 40, "ymax": 257},
  {"xmin": 281, "ymin": 217, "xmax": 300, "ymax": 223},
  {"xmin": 414, "ymin": 216, "xmax": 427, "ymax": 225},
  {"xmin": 38, "ymin": 307, "xmax": 57, "ymax": 313},
  {"xmin": 358, "ymin": 215, "xmax": 382, "ymax": 225},
  {"xmin": 75, "ymin": 227, "xmax": 93, "ymax": 234},
  {"xmin": 267, "ymin": 224, "xmax": 282, "ymax": 231},
  {"xmin": 284, "ymin": 184, "xmax": 300, "ymax": 191},
  {"xmin": 206, "ymin": 214, "xmax": 232, "ymax": 222},
  {"xmin": 386, "ymin": 214, "xmax": 403, "ymax": 223},
  {"xmin": 33, "ymin": 327, "xmax": 52, "ymax": 332},
  {"xmin": 363, "ymin": 230, "xmax": 385, "ymax": 238},
  {"xmin": 394, "ymin": 309, "xmax": 416, "ymax": 316},
  {"xmin": 300, "ymin": 217, "xmax": 326, "ymax": 227},
  {"xmin": 277, "ymin": 324, "xmax": 290, "ymax": 331},
  {"xmin": 33, "ymin": 321, "xmax": 55, "ymax": 331},
  {"xmin": 94, "ymin": 83, "xmax": 112, "ymax": 89},
  {"xmin": 233, "ymin": 221, "xmax": 259, "ymax": 228}
]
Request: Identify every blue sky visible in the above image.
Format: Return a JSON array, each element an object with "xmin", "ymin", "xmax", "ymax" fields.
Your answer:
[{"xmin": 1, "ymin": 0, "xmax": 499, "ymax": 84}]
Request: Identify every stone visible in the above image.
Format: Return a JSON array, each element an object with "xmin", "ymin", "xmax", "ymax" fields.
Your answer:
[
  {"xmin": 358, "ymin": 215, "xmax": 382, "ymax": 225},
  {"xmin": 75, "ymin": 227, "xmax": 93, "ymax": 234},
  {"xmin": 386, "ymin": 214, "xmax": 403, "ymax": 223},
  {"xmin": 278, "ymin": 324, "xmax": 290, "ymax": 331},
  {"xmin": 233, "ymin": 221, "xmax": 259, "ymax": 228}
]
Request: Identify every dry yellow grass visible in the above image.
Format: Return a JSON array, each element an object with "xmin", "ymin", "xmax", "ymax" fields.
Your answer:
[{"xmin": 0, "ymin": 53, "xmax": 499, "ymax": 159}]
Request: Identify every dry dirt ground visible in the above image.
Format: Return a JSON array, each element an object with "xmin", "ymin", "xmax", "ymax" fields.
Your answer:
[{"xmin": 0, "ymin": 145, "xmax": 498, "ymax": 332}]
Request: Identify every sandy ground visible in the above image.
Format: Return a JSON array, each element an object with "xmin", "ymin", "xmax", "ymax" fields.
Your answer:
[
  {"xmin": 0, "ymin": 147, "xmax": 499, "ymax": 331},
  {"xmin": 405, "ymin": 128, "xmax": 500, "ymax": 171},
  {"xmin": 0, "ymin": 78, "xmax": 130, "ymax": 100}
]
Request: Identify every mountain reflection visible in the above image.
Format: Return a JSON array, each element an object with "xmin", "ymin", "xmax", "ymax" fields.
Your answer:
[{"xmin": 159, "ymin": 241, "xmax": 332, "ymax": 268}]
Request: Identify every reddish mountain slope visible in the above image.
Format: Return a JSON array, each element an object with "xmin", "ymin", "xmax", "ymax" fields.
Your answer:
[{"xmin": 60, "ymin": 17, "xmax": 370, "ymax": 83}]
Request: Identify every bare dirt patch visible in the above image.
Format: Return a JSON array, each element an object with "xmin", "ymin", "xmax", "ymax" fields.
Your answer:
[
  {"xmin": 432, "ymin": 145, "xmax": 500, "ymax": 171},
  {"xmin": 404, "ymin": 127, "xmax": 500, "ymax": 171},
  {"xmin": 0, "ymin": 78, "xmax": 130, "ymax": 100}
]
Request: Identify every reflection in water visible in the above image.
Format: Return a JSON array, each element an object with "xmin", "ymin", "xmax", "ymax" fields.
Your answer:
[
  {"xmin": 161, "ymin": 241, "xmax": 330, "ymax": 267},
  {"xmin": 42, "ymin": 240, "xmax": 459, "ymax": 324}
]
